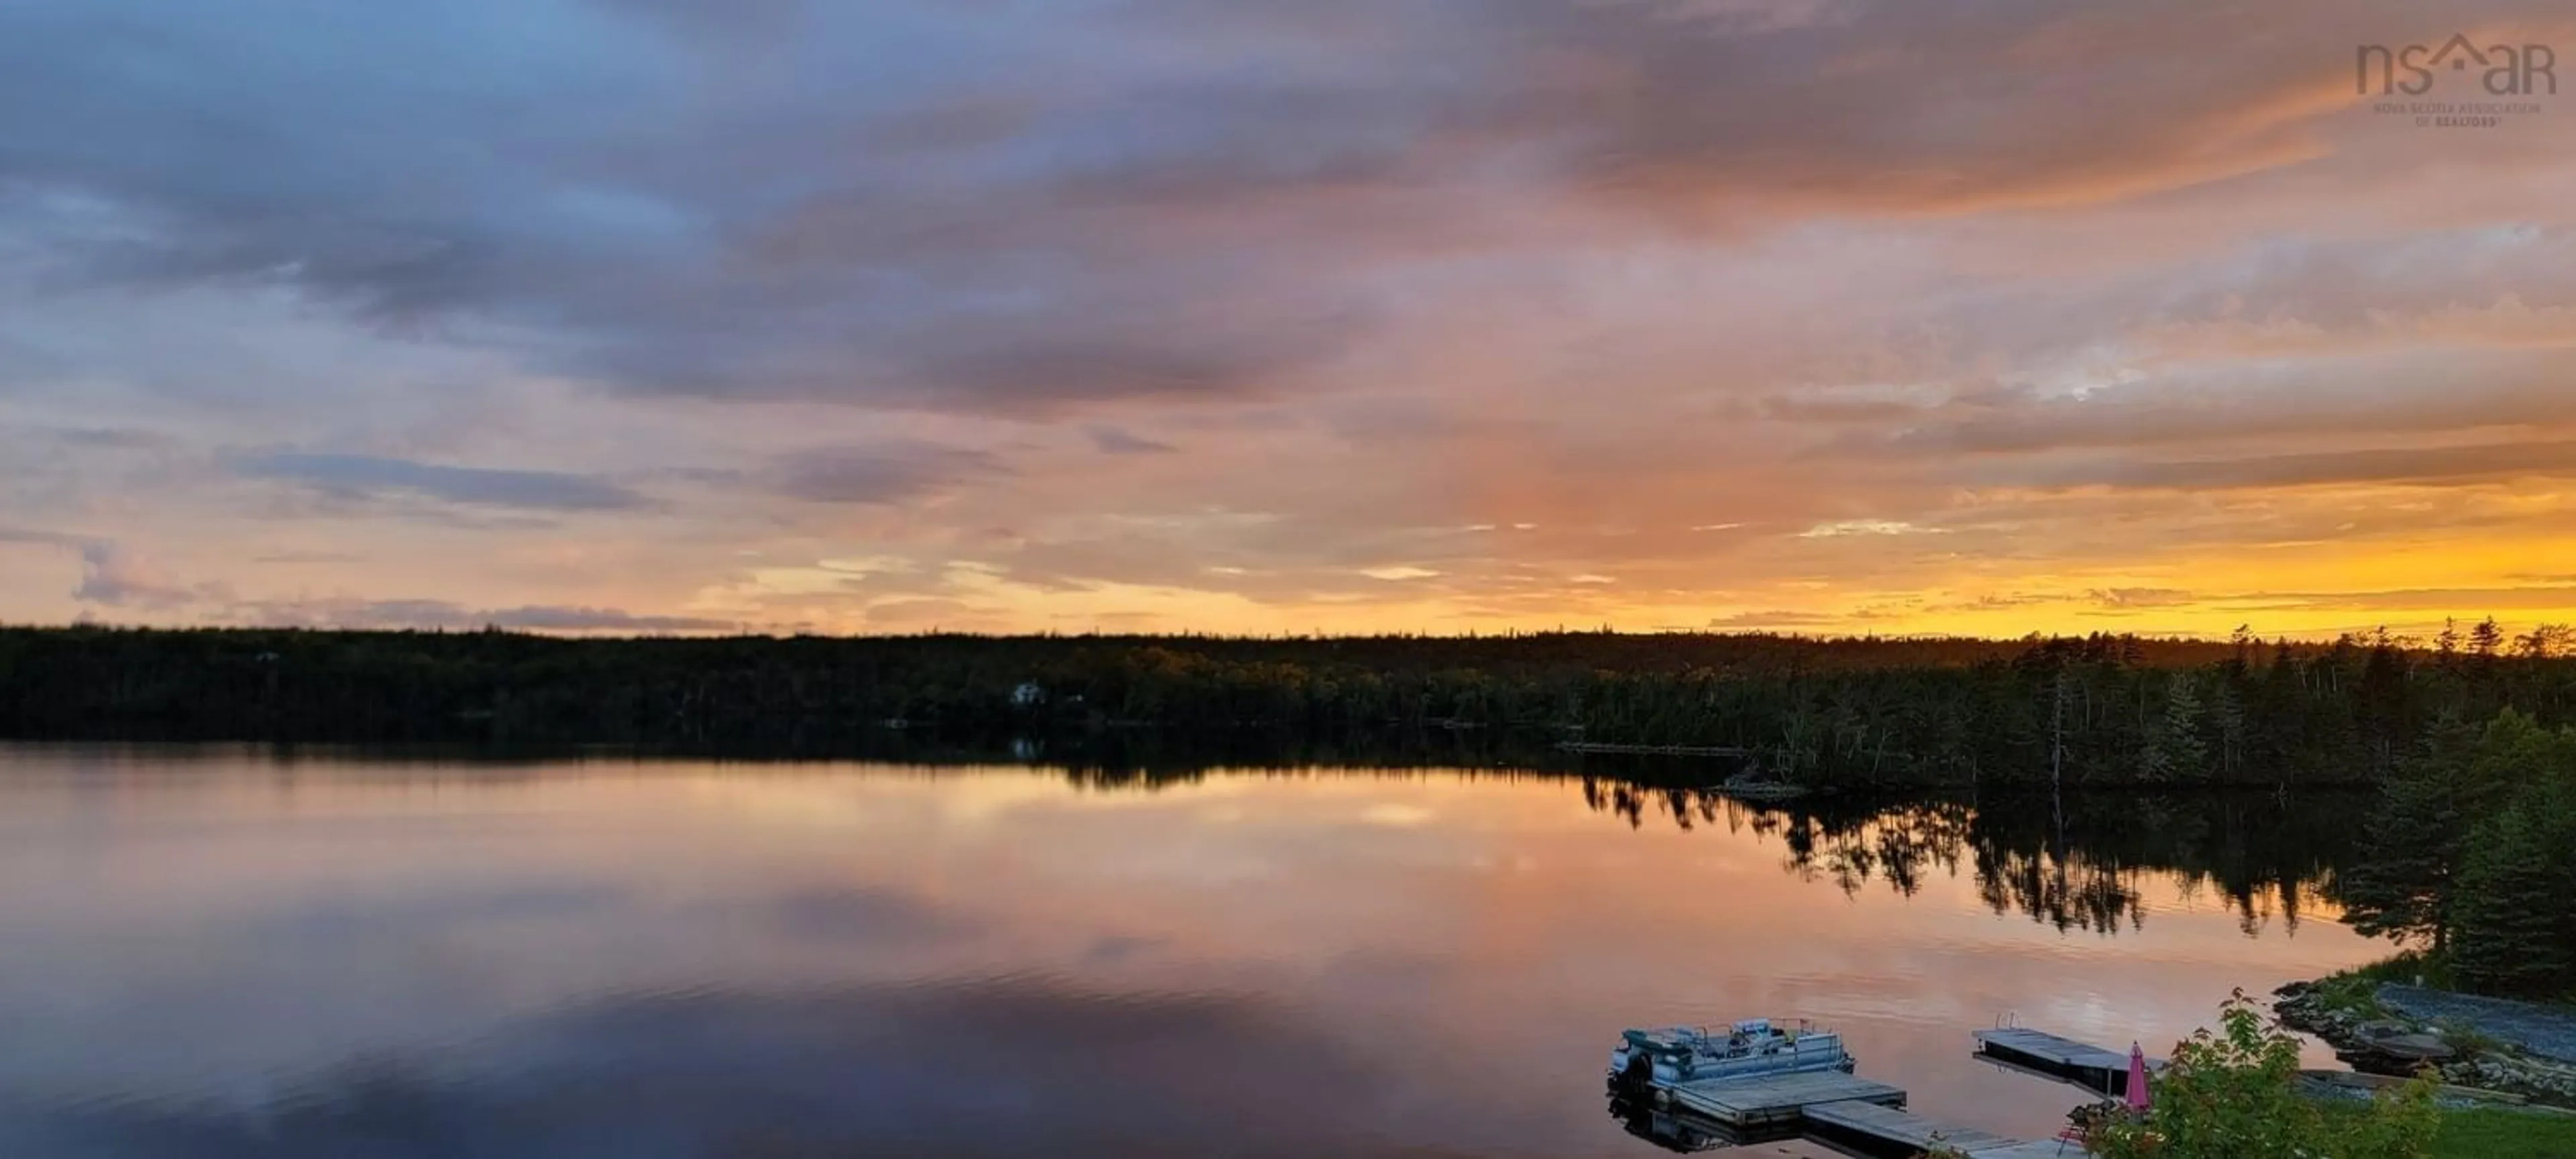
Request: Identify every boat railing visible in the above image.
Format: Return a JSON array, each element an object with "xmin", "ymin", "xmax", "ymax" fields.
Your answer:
[
  {"xmin": 1690, "ymin": 1019, "xmax": 1837, "ymax": 1040},
  {"xmin": 1663, "ymin": 1018, "xmax": 1840, "ymax": 1049}
]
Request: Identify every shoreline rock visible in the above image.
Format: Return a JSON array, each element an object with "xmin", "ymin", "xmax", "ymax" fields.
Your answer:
[{"xmin": 2275, "ymin": 979, "xmax": 2576, "ymax": 1109}]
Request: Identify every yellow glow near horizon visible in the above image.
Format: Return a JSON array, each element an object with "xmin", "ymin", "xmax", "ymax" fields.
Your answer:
[{"xmin": 3, "ymin": 5, "xmax": 2573, "ymax": 637}]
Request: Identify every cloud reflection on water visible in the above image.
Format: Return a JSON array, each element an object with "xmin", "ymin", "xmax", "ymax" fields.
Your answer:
[
  {"xmin": 2, "ymin": 977, "xmax": 1385, "ymax": 1159},
  {"xmin": 0, "ymin": 748, "xmax": 2389, "ymax": 1156}
]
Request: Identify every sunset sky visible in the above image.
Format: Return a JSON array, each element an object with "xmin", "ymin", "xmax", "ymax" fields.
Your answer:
[{"xmin": 3, "ymin": 0, "xmax": 2573, "ymax": 638}]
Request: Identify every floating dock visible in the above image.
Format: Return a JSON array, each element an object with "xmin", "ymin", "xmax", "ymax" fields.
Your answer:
[
  {"xmin": 1921, "ymin": 1143, "xmax": 2082, "ymax": 1159},
  {"xmin": 1973, "ymin": 1026, "xmax": 2159, "ymax": 1096},
  {"xmin": 1643, "ymin": 1071, "xmax": 2061, "ymax": 1157},
  {"xmin": 1665, "ymin": 1070, "xmax": 1904, "ymax": 1128},
  {"xmin": 1616, "ymin": 1022, "xmax": 2156, "ymax": 1156},
  {"xmin": 1803, "ymin": 1100, "xmax": 2067, "ymax": 1156}
]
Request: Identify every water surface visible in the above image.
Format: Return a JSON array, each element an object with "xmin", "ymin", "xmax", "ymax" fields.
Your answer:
[{"xmin": 0, "ymin": 745, "xmax": 2383, "ymax": 1157}]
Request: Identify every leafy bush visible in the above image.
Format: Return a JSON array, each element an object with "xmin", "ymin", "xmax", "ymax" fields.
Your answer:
[{"xmin": 2092, "ymin": 991, "xmax": 2438, "ymax": 1159}]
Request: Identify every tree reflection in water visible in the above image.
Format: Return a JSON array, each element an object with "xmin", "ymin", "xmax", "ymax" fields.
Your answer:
[
  {"xmin": 1578, "ymin": 777, "xmax": 2365, "ymax": 937},
  {"xmin": 634, "ymin": 726, "xmax": 2355, "ymax": 942}
]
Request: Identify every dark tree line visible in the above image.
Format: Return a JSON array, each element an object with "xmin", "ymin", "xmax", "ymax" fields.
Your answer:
[
  {"xmin": 2337, "ymin": 708, "xmax": 2576, "ymax": 999},
  {"xmin": 2, "ymin": 622, "xmax": 2571, "ymax": 791}
]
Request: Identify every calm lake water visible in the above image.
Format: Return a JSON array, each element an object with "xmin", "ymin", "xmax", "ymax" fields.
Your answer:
[{"xmin": 0, "ymin": 744, "xmax": 2384, "ymax": 1158}]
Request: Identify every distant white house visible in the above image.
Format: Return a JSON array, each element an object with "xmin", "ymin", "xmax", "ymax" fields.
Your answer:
[{"xmin": 1011, "ymin": 681, "xmax": 1046, "ymax": 707}]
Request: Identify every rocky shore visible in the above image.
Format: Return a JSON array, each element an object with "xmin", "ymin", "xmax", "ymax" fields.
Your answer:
[{"xmin": 2276, "ymin": 979, "xmax": 2576, "ymax": 1109}]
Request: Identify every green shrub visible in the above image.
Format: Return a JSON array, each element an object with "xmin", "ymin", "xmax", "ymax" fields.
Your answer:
[{"xmin": 2092, "ymin": 991, "xmax": 2438, "ymax": 1159}]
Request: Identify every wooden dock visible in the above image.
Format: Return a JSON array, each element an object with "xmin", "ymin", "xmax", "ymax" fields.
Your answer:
[
  {"xmin": 1618, "ymin": 1026, "xmax": 2133, "ymax": 1156},
  {"xmin": 1665, "ymin": 1070, "xmax": 1904, "ymax": 1129},
  {"xmin": 1802, "ymin": 1099, "xmax": 2055, "ymax": 1156},
  {"xmin": 1949, "ymin": 1144, "xmax": 2087, "ymax": 1158},
  {"xmin": 1649, "ymin": 1072, "xmax": 2061, "ymax": 1157},
  {"xmin": 1973, "ymin": 1027, "xmax": 2157, "ymax": 1095}
]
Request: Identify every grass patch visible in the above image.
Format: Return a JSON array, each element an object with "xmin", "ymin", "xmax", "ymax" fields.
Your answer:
[
  {"xmin": 2314, "ymin": 975, "xmax": 2389, "ymax": 1019},
  {"xmin": 2328, "ymin": 1103, "xmax": 2576, "ymax": 1158},
  {"xmin": 2349, "ymin": 950, "xmax": 2457, "ymax": 991},
  {"xmin": 2426, "ymin": 1106, "xmax": 2576, "ymax": 1158},
  {"xmin": 2306, "ymin": 951, "xmax": 2457, "ymax": 1021},
  {"xmin": 2431, "ymin": 1019, "xmax": 2507, "ymax": 1059}
]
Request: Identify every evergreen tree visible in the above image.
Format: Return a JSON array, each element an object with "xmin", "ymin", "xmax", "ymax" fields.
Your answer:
[
  {"xmin": 2518, "ymin": 622, "xmax": 2573, "ymax": 660},
  {"xmin": 2210, "ymin": 677, "xmax": 2245, "ymax": 777},
  {"xmin": 2356, "ymin": 638, "xmax": 2412, "ymax": 774},
  {"xmin": 2469, "ymin": 616, "xmax": 2504, "ymax": 662},
  {"xmin": 2245, "ymin": 649, "xmax": 2306, "ymax": 780},
  {"xmin": 2339, "ymin": 769, "xmax": 2463, "ymax": 951},
  {"xmin": 2341, "ymin": 709, "xmax": 2576, "ymax": 988},
  {"xmin": 2451, "ymin": 799, "xmax": 2576, "ymax": 997},
  {"xmin": 2146, "ymin": 672, "xmax": 2208, "ymax": 781}
]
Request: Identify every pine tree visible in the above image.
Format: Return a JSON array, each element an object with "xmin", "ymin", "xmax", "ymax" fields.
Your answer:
[
  {"xmin": 2339, "ymin": 768, "xmax": 2462, "ymax": 952},
  {"xmin": 2452, "ymin": 802, "xmax": 2576, "ymax": 997},
  {"xmin": 2146, "ymin": 672, "xmax": 2208, "ymax": 781},
  {"xmin": 2345, "ymin": 710, "xmax": 2576, "ymax": 981},
  {"xmin": 2469, "ymin": 617, "xmax": 2504, "ymax": 662},
  {"xmin": 2211, "ymin": 678, "xmax": 2245, "ymax": 777},
  {"xmin": 2247, "ymin": 650, "xmax": 2306, "ymax": 781},
  {"xmin": 2357, "ymin": 639, "xmax": 2412, "ymax": 775}
]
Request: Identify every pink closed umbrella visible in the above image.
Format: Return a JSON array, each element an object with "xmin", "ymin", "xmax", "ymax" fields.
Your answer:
[{"xmin": 2125, "ymin": 1041, "xmax": 2151, "ymax": 1113}]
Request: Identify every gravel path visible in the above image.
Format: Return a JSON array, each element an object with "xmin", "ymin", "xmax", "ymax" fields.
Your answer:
[{"xmin": 2380, "ymin": 983, "xmax": 2576, "ymax": 1063}]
